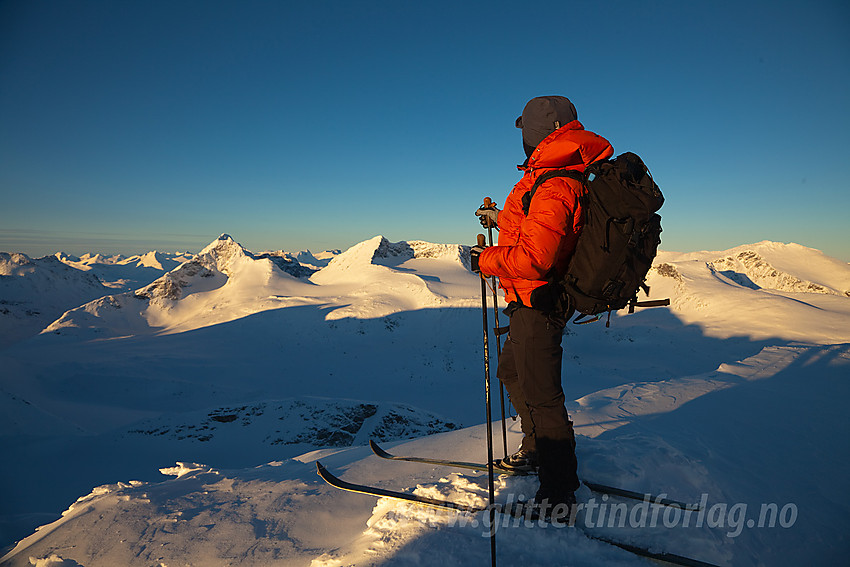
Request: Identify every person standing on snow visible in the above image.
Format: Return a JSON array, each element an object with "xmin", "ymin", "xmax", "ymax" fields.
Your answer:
[{"xmin": 470, "ymin": 95, "xmax": 614, "ymax": 520}]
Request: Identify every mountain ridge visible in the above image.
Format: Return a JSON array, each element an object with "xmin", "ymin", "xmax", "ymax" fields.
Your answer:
[{"xmin": 4, "ymin": 236, "xmax": 849, "ymax": 348}]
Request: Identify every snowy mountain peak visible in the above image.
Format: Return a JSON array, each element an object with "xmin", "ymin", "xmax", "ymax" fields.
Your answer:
[
  {"xmin": 0, "ymin": 252, "xmax": 110, "ymax": 348},
  {"xmin": 44, "ymin": 234, "xmax": 324, "ymax": 337},
  {"xmin": 708, "ymin": 250, "xmax": 844, "ymax": 295},
  {"xmin": 134, "ymin": 260, "xmax": 219, "ymax": 303},
  {"xmin": 54, "ymin": 251, "xmax": 81, "ymax": 263},
  {"xmin": 316, "ymin": 236, "xmax": 466, "ymax": 279},
  {"xmin": 688, "ymin": 241, "xmax": 850, "ymax": 297},
  {"xmin": 200, "ymin": 233, "xmax": 238, "ymax": 254},
  {"xmin": 372, "ymin": 236, "xmax": 464, "ymax": 264},
  {"xmin": 136, "ymin": 251, "xmax": 167, "ymax": 270},
  {"xmin": 0, "ymin": 252, "xmax": 104, "ymax": 290},
  {"xmin": 648, "ymin": 241, "xmax": 850, "ymax": 343},
  {"xmin": 0, "ymin": 251, "xmax": 34, "ymax": 275},
  {"xmin": 196, "ymin": 234, "xmax": 253, "ymax": 276},
  {"xmin": 79, "ymin": 252, "xmax": 126, "ymax": 265},
  {"xmin": 194, "ymin": 234, "xmax": 317, "ymax": 280},
  {"xmin": 293, "ymin": 249, "xmax": 340, "ymax": 270},
  {"xmin": 131, "ymin": 235, "xmax": 260, "ymax": 304}
]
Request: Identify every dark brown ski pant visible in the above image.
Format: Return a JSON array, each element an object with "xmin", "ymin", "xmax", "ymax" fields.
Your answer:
[{"xmin": 496, "ymin": 305, "xmax": 579, "ymax": 500}]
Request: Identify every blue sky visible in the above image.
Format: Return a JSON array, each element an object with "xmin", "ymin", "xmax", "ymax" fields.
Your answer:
[{"xmin": 1, "ymin": 0, "xmax": 849, "ymax": 260}]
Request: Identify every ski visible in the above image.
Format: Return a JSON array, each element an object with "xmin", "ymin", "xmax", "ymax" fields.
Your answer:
[
  {"xmin": 369, "ymin": 440, "xmax": 700, "ymax": 511},
  {"xmin": 316, "ymin": 461, "xmax": 719, "ymax": 567},
  {"xmin": 369, "ymin": 439, "xmax": 526, "ymax": 476},
  {"xmin": 581, "ymin": 480, "xmax": 701, "ymax": 512},
  {"xmin": 316, "ymin": 461, "xmax": 482, "ymax": 513}
]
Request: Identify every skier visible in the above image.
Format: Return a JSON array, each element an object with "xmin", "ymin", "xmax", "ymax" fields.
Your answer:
[{"xmin": 470, "ymin": 95, "xmax": 614, "ymax": 520}]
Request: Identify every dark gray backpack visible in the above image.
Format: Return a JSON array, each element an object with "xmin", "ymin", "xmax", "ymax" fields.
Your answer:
[{"xmin": 523, "ymin": 152, "xmax": 668, "ymax": 325}]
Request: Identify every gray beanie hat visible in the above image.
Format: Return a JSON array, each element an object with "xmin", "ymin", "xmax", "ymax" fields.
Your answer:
[{"xmin": 516, "ymin": 96, "xmax": 578, "ymax": 149}]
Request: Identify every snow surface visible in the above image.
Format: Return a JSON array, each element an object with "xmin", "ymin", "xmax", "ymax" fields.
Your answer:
[{"xmin": 0, "ymin": 236, "xmax": 848, "ymax": 566}]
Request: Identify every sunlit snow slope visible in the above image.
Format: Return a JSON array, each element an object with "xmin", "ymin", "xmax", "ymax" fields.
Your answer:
[{"xmin": 0, "ymin": 236, "xmax": 848, "ymax": 566}]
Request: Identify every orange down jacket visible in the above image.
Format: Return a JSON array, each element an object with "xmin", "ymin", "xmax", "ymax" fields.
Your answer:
[{"xmin": 478, "ymin": 120, "xmax": 614, "ymax": 307}]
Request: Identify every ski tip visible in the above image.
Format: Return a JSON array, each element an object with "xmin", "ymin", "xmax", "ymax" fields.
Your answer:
[
  {"xmin": 316, "ymin": 461, "xmax": 339, "ymax": 488},
  {"xmin": 316, "ymin": 461, "xmax": 328, "ymax": 477},
  {"xmin": 369, "ymin": 439, "xmax": 392, "ymax": 458}
]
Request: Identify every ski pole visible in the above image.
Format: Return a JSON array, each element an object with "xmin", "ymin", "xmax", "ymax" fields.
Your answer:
[
  {"xmin": 482, "ymin": 197, "xmax": 508, "ymax": 459},
  {"xmin": 477, "ymin": 233, "xmax": 497, "ymax": 567}
]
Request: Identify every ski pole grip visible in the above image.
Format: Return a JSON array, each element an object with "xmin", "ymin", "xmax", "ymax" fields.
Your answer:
[
  {"xmin": 483, "ymin": 197, "xmax": 493, "ymax": 208},
  {"xmin": 477, "ymin": 234, "xmax": 486, "ymax": 247}
]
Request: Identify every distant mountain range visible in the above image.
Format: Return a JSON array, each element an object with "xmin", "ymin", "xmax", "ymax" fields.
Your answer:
[
  {"xmin": 0, "ymin": 237, "xmax": 341, "ymax": 349},
  {"xmin": 4, "ymin": 234, "xmax": 847, "ymax": 351}
]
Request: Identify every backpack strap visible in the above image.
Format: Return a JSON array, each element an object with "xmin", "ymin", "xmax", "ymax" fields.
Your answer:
[{"xmin": 521, "ymin": 169, "xmax": 587, "ymax": 215}]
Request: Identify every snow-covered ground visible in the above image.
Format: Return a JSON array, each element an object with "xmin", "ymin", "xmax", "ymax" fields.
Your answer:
[{"xmin": 0, "ymin": 235, "xmax": 848, "ymax": 566}]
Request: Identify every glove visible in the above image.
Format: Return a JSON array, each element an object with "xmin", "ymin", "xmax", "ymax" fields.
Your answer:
[
  {"xmin": 469, "ymin": 245, "xmax": 486, "ymax": 275},
  {"xmin": 475, "ymin": 204, "xmax": 500, "ymax": 229}
]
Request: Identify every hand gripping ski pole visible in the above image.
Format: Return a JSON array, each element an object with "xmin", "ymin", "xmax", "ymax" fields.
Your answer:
[{"xmin": 477, "ymin": 233, "xmax": 497, "ymax": 567}]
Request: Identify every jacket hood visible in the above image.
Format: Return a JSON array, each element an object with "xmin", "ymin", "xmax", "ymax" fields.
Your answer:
[{"xmin": 521, "ymin": 120, "xmax": 614, "ymax": 171}]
